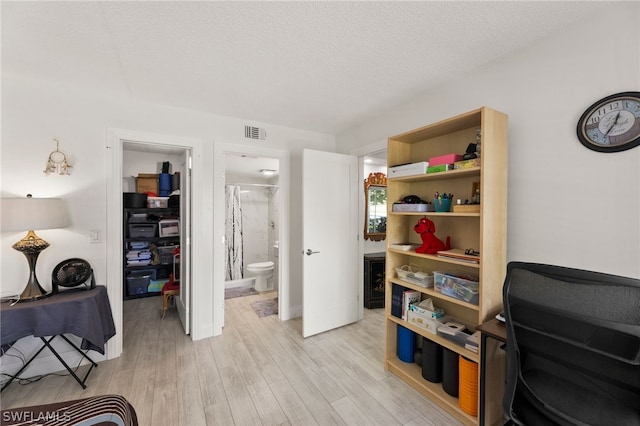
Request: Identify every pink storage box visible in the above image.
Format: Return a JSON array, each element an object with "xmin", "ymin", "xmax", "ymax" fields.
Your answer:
[{"xmin": 429, "ymin": 153, "xmax": 463, "ymax": 166}]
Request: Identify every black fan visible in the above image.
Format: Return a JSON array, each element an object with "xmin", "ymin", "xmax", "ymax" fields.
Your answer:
[{"xmin": 52, "ymin": 258, "xmax": 95, "ymax": 293}]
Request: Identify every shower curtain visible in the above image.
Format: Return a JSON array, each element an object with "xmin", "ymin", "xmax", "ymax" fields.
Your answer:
[{"xmin": 225, "ymin": 185, "xmax": 243, "ymax": 281}]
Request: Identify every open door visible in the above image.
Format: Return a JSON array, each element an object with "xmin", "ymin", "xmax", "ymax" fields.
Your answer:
[
  {"xmin": 302, "ymin": 149, "xmax": 359, "ymax": 337},
  {"xmin": 176, "ymin": 151, "xmax": 191, "ymax": 334}
]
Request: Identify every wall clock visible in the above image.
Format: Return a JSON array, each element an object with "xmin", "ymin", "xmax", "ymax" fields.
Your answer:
[{"xmin": 576, "ymin": 91, "xmax": 640, "ymax": 152}]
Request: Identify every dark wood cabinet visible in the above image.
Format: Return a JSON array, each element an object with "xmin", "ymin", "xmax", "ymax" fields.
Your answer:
[{"xmin": 364, "ymin": 252, "xmax": 385, "ymax": 309}]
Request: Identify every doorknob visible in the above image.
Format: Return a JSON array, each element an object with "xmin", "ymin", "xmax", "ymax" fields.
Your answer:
[{"xmin": 305, "ymin": 249, "xmax": 320, "ymax": 256}]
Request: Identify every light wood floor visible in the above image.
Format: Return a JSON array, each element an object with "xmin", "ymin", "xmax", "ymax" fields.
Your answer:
[{"xmin": 1, "ymin": 291, "xmax": 461, "ymax": 425}]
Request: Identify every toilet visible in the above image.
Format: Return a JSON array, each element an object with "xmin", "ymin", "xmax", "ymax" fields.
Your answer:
[{"xmin": 246, "ymin": 261, "xmax": 274, "ymax": 291}]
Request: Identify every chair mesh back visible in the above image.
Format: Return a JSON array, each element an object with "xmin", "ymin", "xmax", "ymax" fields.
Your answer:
[{"xmin": 502, "ymin": 262, "xmax": 640, "ymax": 426}]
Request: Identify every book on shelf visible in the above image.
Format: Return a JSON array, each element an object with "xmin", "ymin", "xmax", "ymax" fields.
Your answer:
[
  {"xmin": 402, "ymin": 290, "xmax": 421, "ymax": 321},
  {"xmin": 391, "ymin": 284, "xmax": 405, "ymax": 319},
  {"xmin": 436, "ymin": 248, "xmax": 480, "ymax": 263}
]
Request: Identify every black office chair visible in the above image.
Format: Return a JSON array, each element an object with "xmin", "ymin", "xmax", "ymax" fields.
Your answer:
[{"xmin": 502, "ymin": 262, "xmax": 640, "ymax": 426}]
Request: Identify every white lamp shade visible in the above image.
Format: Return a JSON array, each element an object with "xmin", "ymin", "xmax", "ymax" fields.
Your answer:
[{"xmin": 1, "ymin": 197, "xmax": 70, "ymax": 232}]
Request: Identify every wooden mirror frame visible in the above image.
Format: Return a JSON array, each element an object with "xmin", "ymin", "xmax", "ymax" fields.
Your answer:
[{"xmin": 364, "ymin": 173, "xmax": 387, "ymax": 241}]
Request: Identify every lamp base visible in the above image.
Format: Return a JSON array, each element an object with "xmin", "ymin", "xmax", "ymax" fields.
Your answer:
[
  {"xmin": 13, "ymin": 230, "xmax": 50, "ymax": 303},
  {"xmin": 19, "ymin": 280, "xmax": 49, "ymax": 301}
]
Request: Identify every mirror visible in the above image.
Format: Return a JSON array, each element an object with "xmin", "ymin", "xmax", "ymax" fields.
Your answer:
[{"xmin": 364, "ymin": 173, "xmax": 387, "ymax": 241}]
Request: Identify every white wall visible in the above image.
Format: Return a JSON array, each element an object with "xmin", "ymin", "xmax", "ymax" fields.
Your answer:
[
  {"xmin": 338, "ymin": 2, "xmax": 640, "ymax": 279},
  {"xmin": 0, "ymin": 75, "xmax": 334, "ymax": 377},
  {"xmin": 122, "ymin": 150, "xmax": 184, "ymax": 193}
]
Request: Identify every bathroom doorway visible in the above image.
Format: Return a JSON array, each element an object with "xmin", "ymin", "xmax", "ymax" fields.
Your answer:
[{"xmin": 224, "ymin": 153, "xmax": 281, "ymax": 310}]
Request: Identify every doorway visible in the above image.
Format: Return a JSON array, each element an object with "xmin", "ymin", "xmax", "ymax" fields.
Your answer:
[
  {"xmin": 105, "ymin": 128, "xmax": 210, "ymax": 359},
  {"xmin": 213, "ymin": 143, "xmax": 290, "ymax": 331},
  {"xmin": 123, "ymin": 142, "xmax": 191, "ymax": 333},
  {"xmin": 224, "ymin": 153, "xmax": 280, "ymax": 295},
  {"xmin": 223, "ymin": 152, "xmax": 282, "ymax": 314}
]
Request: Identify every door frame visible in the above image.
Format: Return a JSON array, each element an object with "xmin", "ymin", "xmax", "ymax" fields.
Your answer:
[
  {"xmin": 176, "ymin": 150, "xmax": 192, "ymax": 334},
  {"xmin": 213, "ymin": 143, "xmax": 290, "ymax": 331},
  {"xmin": 106, "ymin": 128, "xmax": 212, "ymax": 358},
  {"xmin": 350, "ymin": 139, "xmax": 388, "ymax": 321}
]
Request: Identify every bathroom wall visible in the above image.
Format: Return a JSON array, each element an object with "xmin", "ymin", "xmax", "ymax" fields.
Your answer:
[{"xmin": 240, "ymin": 187, "xmax": 270, "ymax": 267}]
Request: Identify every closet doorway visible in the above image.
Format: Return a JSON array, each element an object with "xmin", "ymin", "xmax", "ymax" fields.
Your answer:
[
  {"xmin": 123, "ymin": 143, "xmax": 191, "ymax": 334},
  {"xmin": 106, "ymin": 129, "xmax": 207, "ymax": 359}
]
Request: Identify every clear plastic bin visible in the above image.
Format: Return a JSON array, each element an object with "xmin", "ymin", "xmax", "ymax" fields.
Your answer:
[{"xmin": 434, "ymin": 271, "xmax": 479, "ymax": 305}]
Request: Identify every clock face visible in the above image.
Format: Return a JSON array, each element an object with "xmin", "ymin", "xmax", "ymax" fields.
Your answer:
[{"xmin": 577, "ymin": 92, "xmax": 640, "ymax": 152}]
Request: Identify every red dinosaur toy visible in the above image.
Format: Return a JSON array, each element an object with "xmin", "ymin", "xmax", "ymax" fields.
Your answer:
[{"xmin": 414, "ymin": 217, "xmax": 451, "ymax": 254}]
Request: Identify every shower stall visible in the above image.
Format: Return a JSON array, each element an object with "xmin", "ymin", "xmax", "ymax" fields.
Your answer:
[{"xmin": 224, "ymin": 182, "xmax": 279, "ymax": 289}]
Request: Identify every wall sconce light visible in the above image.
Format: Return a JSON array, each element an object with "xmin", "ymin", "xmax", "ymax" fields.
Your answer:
[
  {"xmin": 1, "ymin": 194, "xmax": 70, "ymax": 301},
  {"xmin": 260, "ymin": 169, "xmax": 276, "ymax": 176},
  {"xmin": 44, "ymin": 139, "xmax": 72, "ymax": 175}
]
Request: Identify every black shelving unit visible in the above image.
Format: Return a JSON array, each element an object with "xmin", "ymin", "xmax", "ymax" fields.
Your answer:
[
  {"xmin": 123, "ymin": 207, "xmax": 180, "ymax": 300},
  {"xmin": 364, "ymin": 252, "xmax": 386, "ymax": 309}
]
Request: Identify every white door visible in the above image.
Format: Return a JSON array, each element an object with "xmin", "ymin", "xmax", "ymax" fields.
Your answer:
[
  {"xmin": 176, "ymin": 151, "xmax": 191, "ymax": 334},
  {"xmin": 302, "ymin": 149, "xmax": 359, "ymax": 337}
]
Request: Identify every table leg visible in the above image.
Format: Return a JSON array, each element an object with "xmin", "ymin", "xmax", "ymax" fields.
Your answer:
[
  {"xmin": 40, "ymin": 336, "xmax": 97, "ymax": 389},
  {"xmin": 479, "ymin": 332, "xmax": 488, "ymax": 426},
  {"xmin": 1, "ymin": 342, "xmax": 50, "ymax": 391}
]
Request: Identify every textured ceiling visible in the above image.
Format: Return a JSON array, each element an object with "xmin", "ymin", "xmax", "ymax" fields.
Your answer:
[{"xmin": 2, "ymin": 1, "xmax": 607, "ymax": 135}]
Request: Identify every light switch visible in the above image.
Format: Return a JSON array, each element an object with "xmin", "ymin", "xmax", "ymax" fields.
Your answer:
[{"xmin": 90, "ymin": 230, "xmax": 101, "ymax": 243}]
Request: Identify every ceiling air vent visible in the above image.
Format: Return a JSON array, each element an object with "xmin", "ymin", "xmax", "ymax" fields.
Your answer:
[{"xmin": 244, "ymin": 125, "xmax": 267, "ymax": 140}]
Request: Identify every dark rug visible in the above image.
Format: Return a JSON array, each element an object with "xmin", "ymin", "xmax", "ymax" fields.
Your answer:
[
  {"xmin": 225, "ymin": 286, "xmax": 258, "ymax": 299},
  {"xmin": 250, "ymin": 298, "xmax": 278, "ymax": 318}
]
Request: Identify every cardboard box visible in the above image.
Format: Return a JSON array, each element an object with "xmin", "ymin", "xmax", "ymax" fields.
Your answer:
[
  {"xmin": 454, "ymin": 158, "xmax": 481, "ymax": 169},
  {"xmin": 429, "ymin": 153, "xmax": 463, "ymax": 166},
  {"xmin": 136, "ymin": 173, "xmax": 158, "ymax": 194},
  {"xmin": 427, "ymin": 164, "xmax": 454, "ymax": 173},
  {"xmin": 452, "ymin": 204, "xmax": 481, "ymax": 213},
  {"xmin": 388, "ymin": 162, "xmax": 429, "ymax": 178},
  {"xmin": 409, "ymin": 303, "xmax": 444, "ymax": 319},
  {"xmin": 408, "ymin": 311, "xmax": 451, "ymax": 334}
]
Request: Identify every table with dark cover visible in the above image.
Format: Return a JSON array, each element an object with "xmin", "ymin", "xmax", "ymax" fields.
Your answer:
[{"xmin": 0, "ymin": 286, "xmax": 116, "ymax": 390}]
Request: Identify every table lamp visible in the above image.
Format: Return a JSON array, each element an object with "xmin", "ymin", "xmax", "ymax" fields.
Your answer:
[{"xmin": 1, "ymin": 194, "xmax": 70, "ymax": 301}]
